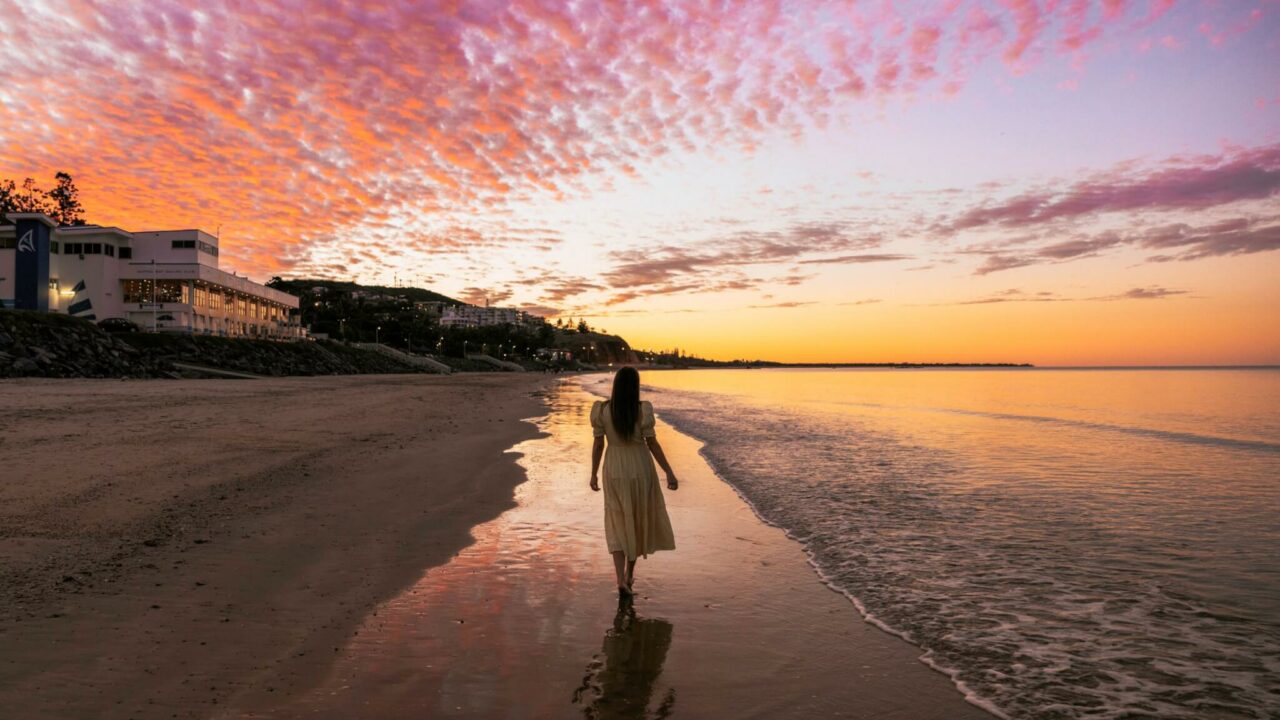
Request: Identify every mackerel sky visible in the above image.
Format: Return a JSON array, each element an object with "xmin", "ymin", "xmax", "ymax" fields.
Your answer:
[{"xmin": 1, "ymin": 0, "xmax": 1277, "ymax": 363}]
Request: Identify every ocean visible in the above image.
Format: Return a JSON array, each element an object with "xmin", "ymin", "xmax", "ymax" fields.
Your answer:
[{"xmin": 584, "ymin": 368, "xmax": 1280, "ymax": 719}]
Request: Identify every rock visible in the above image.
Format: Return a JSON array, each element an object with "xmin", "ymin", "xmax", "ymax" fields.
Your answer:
[
  {"xmin": 12, "ymin": 357, "xmax": 38, "ymax": 373},
  {"xmin": 0, "ymin": 331, "xmax": 12, "ymax": 347}
]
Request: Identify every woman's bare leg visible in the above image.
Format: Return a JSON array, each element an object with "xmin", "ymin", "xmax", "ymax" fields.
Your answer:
[
  {"xmin": 626, "ymin": 559, "xmax": 637, "ymax": 588},
  {"xmin": 611, "ymin": 551, "xmax": 627, "ymax": 590}
]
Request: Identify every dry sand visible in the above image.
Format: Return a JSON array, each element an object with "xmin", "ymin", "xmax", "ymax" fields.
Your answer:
[
  {"xmin": 2, "ymin": 373, "xmax": 992, "ymax": 719},
  {"xmin": 0, "ymin": 373, "xmax": 549, "ymax": 719}
]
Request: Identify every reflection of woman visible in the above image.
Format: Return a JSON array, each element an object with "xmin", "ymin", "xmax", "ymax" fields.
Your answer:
[
  {"xmin": 574, "ymin": 603, "xmax": 676, "ymax": 719},
  {"xmin": 589, "ymin": 367, "xmax": 678, "ymax": 597}
]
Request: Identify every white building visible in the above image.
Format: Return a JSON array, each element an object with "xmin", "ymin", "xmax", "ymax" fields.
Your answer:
[
  {"xmin": 0, "ymin": 213, "xmax": 301, "ymax": 339},
  {"xmin": 439, "ymin": 304, "xmax": 541, "ymax": 328}
]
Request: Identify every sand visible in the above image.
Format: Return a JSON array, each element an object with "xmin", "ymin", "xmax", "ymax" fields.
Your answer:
[
  {"xmin": 1, "ymin": 374, "xmax": 992, "ymax": 719},
  {"xmin": 0, "ymin": 373, "xmax": 549, "ymax": 719}
]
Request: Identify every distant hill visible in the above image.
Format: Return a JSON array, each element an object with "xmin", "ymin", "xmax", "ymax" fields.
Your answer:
[
  {"xmin": 268, "ymin": 278, "xmax": 459, "ymax": 305},
  {"xmin": 554, "ymin": 329, "xmax": 636, "ymax": 365}
]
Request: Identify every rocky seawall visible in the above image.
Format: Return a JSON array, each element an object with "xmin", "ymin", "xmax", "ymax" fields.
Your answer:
[
  {"xmin": 0, "ymin": 310, "xmax": 449, "ymax": 379},
  {"xmin": 0, "ymin": 310, "xmax": 173, "ymax": 378},
  {"xmin": 119, "ymin": 333, "xmax": 438, "ymax": 377}
]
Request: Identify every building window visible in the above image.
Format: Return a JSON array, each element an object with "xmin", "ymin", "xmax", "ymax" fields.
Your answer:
[
  {"xmin": 84, "ymin": 243, "xmax": 102, "ymax": 255},
  {"xmin": 121, "ymin": 279, "xmax": 186, "ymax": 304},
  {"xmin": 119, "ymin": 247, "xmax": 132, "ymax": 259},
  {"xmin": 49, "ymin": 241, "xmax": 59, "ymax": 254},
  {"xmin": 64, "ymin": 242, "xmax": 81, "ymax": 255},
  {"xmin": 0, "ymin": 237, "xmax": 12, "ymax": 249},
  {"xmin": 104, "ymin": 244, "xmax": 115, "ymax": 257},
  {"xmin": 171, "ymin": 240, "xmax": 196, "ymax": 249},
  {"xmin": 198, "ymin": 241, "xmax": 219, "ymax": 256}
]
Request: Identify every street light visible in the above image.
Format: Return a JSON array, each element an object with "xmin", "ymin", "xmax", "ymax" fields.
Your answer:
[
  {"xmin": 376, "ymin": 325, "xmax": 381, "ymax": 344},
  {"xmin": 150, "ymin": 259, "xmax": 157, "ymax": 333}
]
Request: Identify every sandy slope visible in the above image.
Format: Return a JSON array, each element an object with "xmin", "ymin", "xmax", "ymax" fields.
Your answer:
[{"xmin": 0, "ymin": 374, "xmax": 549, "ymax": 719}]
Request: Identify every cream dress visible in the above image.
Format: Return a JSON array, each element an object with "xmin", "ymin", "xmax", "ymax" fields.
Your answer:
[{"xmin": 591, "ymin": 400, "xmax": 676, "ymax": 560}]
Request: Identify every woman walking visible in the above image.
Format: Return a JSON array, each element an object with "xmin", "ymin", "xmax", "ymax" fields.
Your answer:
[{"xmin": 589, "ymin": 367, "xmax": 678, "ymax": 597}]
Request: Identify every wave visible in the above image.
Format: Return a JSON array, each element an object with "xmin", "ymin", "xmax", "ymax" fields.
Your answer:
[
  {"xmin": 589, "ymin": 377, "xmax": 1280, "ymax": 720},
  {"xmin": 832, "ymin": 400, "xmax": 1280, "ymax": 453}
]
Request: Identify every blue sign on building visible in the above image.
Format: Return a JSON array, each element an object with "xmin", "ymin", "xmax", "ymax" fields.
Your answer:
[{"xmin": 8, "ymin": 213, "xmax": 55, "ymax": 312}]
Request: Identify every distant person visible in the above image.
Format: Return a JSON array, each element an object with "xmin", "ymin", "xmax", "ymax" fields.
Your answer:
[{"xmin": 589, "ymin": 367, "xmax": 678, "ymax": 597}]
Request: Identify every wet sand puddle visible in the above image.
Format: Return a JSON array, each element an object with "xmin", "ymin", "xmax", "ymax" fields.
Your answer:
[{"xmin": 235, "ymin": 382, "xmax": 988, "ymax": 719}]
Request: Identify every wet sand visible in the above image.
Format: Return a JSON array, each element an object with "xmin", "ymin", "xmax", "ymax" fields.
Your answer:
[
  {"xmin": 236, "ymin": 381, "xmax": 992, "ymax": 719},
  {"xmin": 0, "ymin": 373, "xmax": 549, "ymax": 719}
]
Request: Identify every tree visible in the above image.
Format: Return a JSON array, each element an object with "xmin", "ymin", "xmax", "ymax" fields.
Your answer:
[
  {"xmin": 0, "ymin": 173, "xmax": 85, "ymax": 225},
  {"xmin": 0, "ymin": 177, "xmax": 50, "ymax": 217},
  {"xmin": 576, "ymin": 319, "xmax": 589, "ymax": 333},
  {"xmin": 46, "ymin": 172, "xmax": 85, "ymax": 226},
  {"xmin": 0, "ymin": 179, "xmax": 15, "ymax": 217}
]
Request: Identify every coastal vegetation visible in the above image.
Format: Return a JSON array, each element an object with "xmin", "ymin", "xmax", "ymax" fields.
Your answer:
[
  {"xmin": 0, "ymin": 172, "xmax": 86, "ymax": 227},
  {"xmin": 268, "ymin": 277, "xmax": 637, "ymax": 366}
]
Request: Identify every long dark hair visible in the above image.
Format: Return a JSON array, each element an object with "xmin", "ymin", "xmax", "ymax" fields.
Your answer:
[{"xmin": 609, "ymin": 367, "xmax": 641, "ymax": 440}]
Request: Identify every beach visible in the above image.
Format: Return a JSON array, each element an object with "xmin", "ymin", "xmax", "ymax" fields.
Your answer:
[
  {"xmin": 0, "ymin": 374, "xmax": 548, "ymax": 718},
  {"xmin": 1, "ymin": 374, "xmax": 990, "ymax": 719}
]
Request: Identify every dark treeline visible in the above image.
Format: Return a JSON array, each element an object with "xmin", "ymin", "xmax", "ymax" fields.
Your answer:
[
  {"xmin": 267, "ymin": 278, "xmax": 557, "ymax": 361},
  {"xmin": 0, "ymin": 172, "xmax": 86, "ymax": 227}
]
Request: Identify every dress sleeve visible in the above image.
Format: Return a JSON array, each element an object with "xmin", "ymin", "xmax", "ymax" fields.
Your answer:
[
  {"xmin": 641, "ymin": 401, "xmax": 656, "ymax": 438},
  {"xmin": 590, "ymin": 401, "xmax": 605, "ymax": 438}
]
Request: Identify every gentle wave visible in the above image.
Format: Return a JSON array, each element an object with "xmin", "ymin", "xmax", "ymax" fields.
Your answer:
[
  {"xmin": 831, "ymin": 400, "xmax": 1280, "ymax": 453},
  {"xmin": 585, "ymin": 374, "xmax": 1280, "ymax": 720}
]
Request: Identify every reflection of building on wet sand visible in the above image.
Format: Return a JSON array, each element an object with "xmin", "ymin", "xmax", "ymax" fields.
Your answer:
[{"xmin": 574, "ymin": 600, "xmax": 676, "ymax": 720}]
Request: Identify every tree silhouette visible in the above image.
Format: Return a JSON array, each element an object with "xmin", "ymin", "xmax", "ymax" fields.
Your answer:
[
  {"xmin": 0, "ymin": 172, "xmax": 86, "ymax": 226},
  {"xmin": 46, "ymin": 172, "xmax": 86, "ymax": 226}
]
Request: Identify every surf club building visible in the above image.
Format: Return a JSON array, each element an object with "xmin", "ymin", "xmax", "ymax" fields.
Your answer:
[{"xmin": 0, "ymin": 213, "xmax": 301, "ymax": 339}]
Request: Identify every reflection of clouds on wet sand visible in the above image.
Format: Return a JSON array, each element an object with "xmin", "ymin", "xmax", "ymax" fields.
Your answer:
[{"xmin": 574, "ymin": 599, "xmax": 676, "ymax": 720}]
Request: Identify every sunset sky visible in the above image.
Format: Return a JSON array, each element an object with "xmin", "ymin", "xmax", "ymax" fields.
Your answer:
[{"xmin": 1, "ymin": 0, "xmax": 1277, "ymax": 365}]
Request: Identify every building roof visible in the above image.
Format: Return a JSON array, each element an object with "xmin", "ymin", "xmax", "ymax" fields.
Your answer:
[
  {"xmin": 56, "ymin": 225, "xmax": 135, "ymax": 241},
  {"xmin": 4, "ymin": 212, "xmax": 57, "ymax": 227}
]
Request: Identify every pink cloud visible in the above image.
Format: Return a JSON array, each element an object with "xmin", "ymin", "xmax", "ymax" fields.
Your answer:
[
  {"xmin": 0, "ymin": 0, "xmax": 1203, "ymax": 276},
  {"xmin": 943, "ymin": 144, "xmax": 1280, "ymax": 232}
]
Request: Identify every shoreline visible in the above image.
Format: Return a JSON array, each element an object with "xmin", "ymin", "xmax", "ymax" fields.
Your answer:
[
  {"xmin": 667, "ymin": 410, "xmax": 1009, "ymax": 719},
  {"xmin": 579, "ymin": 374, "xmax": 1007, "ymax": 718},
  {"xmin": 238, "ymin": 379, "xmax": 991, "ymax": 718},
  {"xmin": 0, "ymin": 373, "xmax": 551, "ymax": 718}
]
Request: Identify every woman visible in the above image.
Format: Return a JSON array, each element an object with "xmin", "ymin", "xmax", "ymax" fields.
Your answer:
[{"xmin": 589, "ymin": 367, "xmax": 678, "ymax": 597}]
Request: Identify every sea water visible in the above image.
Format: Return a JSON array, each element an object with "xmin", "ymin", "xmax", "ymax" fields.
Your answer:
[{"xmin": 584, "ymin": 368, "xmax": 1280, "ymax": 719}]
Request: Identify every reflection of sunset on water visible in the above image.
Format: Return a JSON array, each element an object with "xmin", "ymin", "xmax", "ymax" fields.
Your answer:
[{"xmin": 245, "ymin": 381, "xmax": 986, "ymax": 719}]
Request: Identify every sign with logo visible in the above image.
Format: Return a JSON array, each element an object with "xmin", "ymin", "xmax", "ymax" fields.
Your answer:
[{"xmin": 13, "ymin": 217, "xmax": 51, "ymax": 311}]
